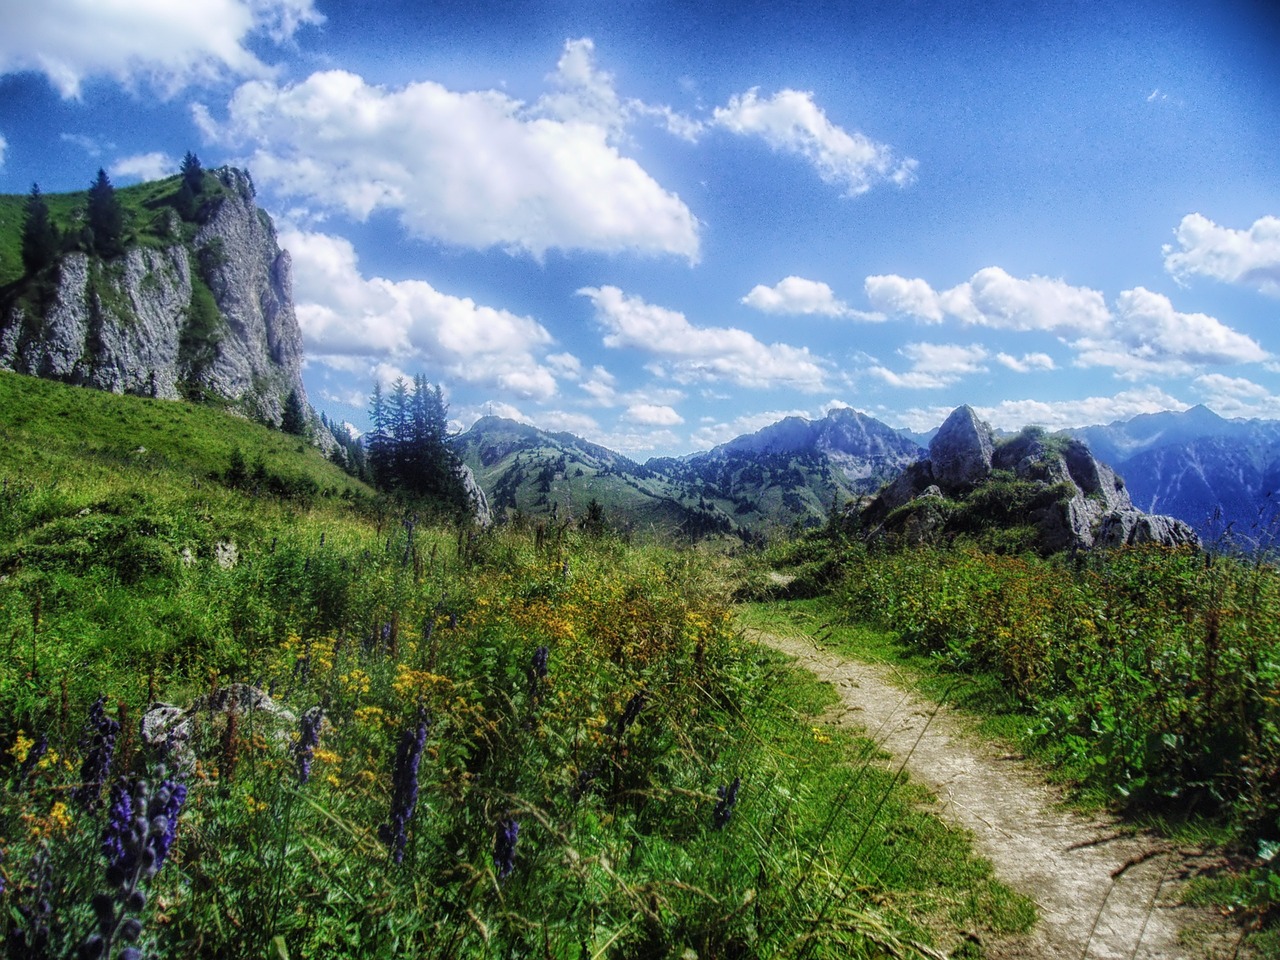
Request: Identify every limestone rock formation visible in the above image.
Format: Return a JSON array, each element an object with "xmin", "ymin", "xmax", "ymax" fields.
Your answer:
[
  {"xmin": 0, "ymin": 167, "xmax": 331, "ymax": 449},
  {"xmin": 862, "ymin": 407, "xmax": 1199, "ymax": 552},
  {"xmin": 929, "ymin": 404, "xmax": 995, "ymax": 489}
]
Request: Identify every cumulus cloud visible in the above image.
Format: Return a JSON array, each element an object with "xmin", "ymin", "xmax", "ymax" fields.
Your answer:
[
  {"xmin": 894, "ymin": 386, "xmax": 1190, "ymax": 433},
  {"xmin": 869, "ymin": 342, "xmax": 989, "ymax": 389},
  {"xmin": 206, "ymin": 47, "xmax": 700, "ymax": 261},
  {"xmin": 578, "ymin": 285, "xmax": 829, "ymax": 391},
  {"xmin": 624, "ymin": 403, "xmax": 684, "ymax": 426},
  {"xmin": 0, "ymin": 132, "xmax": 6, "ymax": 168},
  {"xmin": 713, "ymin": 88, "xmax": 916, "ymax": 196},
  {"xmin": 1074, "ymin": 287, "xmax": 1269, "ymax": 379},
  {"xmin": 283, "ymin": 227, "xmax": 561, "ymax": 400},
  {"xmin": 995, "ymin": 351, "xmax": 1056, "ymax": 373},
  {"xmin": 1163, "ymin": 213, "xmax": 1280, "ymax": 297},
  {"xmin": 1192, "ymin": 374, "xmax": 1280, "ymax": 419},
  {"xmin": 110, "ymin": 152, "xmax": 173, "ymax": 183},
  {"xmin": 741, "ymin": 275, "xmax": 881, "ymax": 320},
  {"xmin": 0, "ymin": 0, "xmax": 322, "ymax": 99},
  {"xmin": 866, "ymin": 267, "xmax": 1111, "ymax": 335}
]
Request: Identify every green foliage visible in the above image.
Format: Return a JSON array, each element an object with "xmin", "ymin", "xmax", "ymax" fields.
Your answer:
[
  {"xmin": 820, "ymin": 542, "xmax": 1280, "ymax": 835},
  {"xmin": 179, "ymin": 278, "xmax": 225, "ymax": 397},
  {"xmin": 281, "ymin": 388, "xmax": 307, "ymax": 437},
  {"xmin": 0, "ymin": 371, "xmax": 1027, "ymax": 959},
  {"xmin": 20, "ymin": 184, "xmax": 59, "ymax": 275},
  {"xmin": 86, "ymin": 169, "xmax": 126, "ymax": 259}
]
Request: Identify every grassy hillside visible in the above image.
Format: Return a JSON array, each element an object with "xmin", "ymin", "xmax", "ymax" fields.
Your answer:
[{"xmin": 0, "ymin": 374, "xmax": 1030, "ymax": 958}]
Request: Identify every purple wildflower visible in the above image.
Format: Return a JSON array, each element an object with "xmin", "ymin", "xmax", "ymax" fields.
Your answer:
[
  {"xmin": 294, "ymin": 707, "xmax": 323, "ymax": 785},
  {"xmin": 712, "ymin": 777, "xmax": 741, "ymax": 830},
  {"xmin": 83, "ymin": 766, "xmax": 186, "ymax": 960},
  {"xmin": 73, "ymin": 698, "xmax": 120, "ymax": 813},
  {"xmin": 527, "ymin": 645, "xmax": 549, "ymax": 700},
  {"xmin": 614, "ymin": 692, "xmax": 646, "ymax": 738},
  {"xmin": 378, "ymin": 714, "xmax": 429, "ymax": 864},
  {"xmin": 18, "ymin": 734, "xmax": 48, "ymax": 784},
  {"xmin": 494, "ymin": 819, "xmax": 519, "ymax": 880},
  {"xmin": 8, "ymin": 846, "xmax": 53, "ymax": 959}
]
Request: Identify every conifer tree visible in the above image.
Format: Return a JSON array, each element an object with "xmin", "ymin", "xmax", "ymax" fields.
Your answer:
[
  {"xmin": 86, "ymin": 168, "xmax": 125, "ymax": 257},
  {"xmin": 20, "ymin": 183, "xmax": 58, "ymax": 275},
  {"xmin": 180, "ymin": 151, "xmax": 204, "ymax": 193},
  {"xmin": 282, "ymin": 388, "xmax": 307, "ymax": 436}
]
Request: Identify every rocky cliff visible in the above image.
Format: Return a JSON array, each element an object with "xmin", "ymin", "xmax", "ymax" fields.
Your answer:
[
  {"xmin": 862, "ymin": 405, "xmax": 1199, "ymax": 553},
  {"xmin": 0, "ymin": 168, "xmax": 323, "ymax": 440}
]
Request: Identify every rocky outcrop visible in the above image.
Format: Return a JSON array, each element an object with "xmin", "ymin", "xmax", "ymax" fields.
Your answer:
[
  {"xmin": 929, "ymin": 405, "xmax": 994, "ymax": 489},
  {"xmin": 458, "ymin": 463, "xmax": 492, "ymax": 527},
  {"xmin": 863, "ymin": 407, "xmax": 1200, "ymax": 553},
  {"xmin": 0, "ymin": 167, "xmax": 331, "ymax": 449}
]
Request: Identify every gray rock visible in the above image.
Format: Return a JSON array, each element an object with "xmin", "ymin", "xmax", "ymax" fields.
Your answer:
[
  {"xmin": 1097, "ymin": 510, "xmax": 1201, "ymax": 549},
  {"xmin": 929, "ymin": 405, "xmax": 995, "ymax": 490},
  {"xmin": 458, "ymin": 463, "xmax": 492, "ymax": 526},
  {"xmin": 140, "ymin": 683, "xmax": 301, "ymax": 774}
]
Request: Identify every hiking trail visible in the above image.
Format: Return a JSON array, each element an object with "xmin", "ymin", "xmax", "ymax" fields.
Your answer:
[{"xmin": 748, "ymin": 625, "xmax": 1245, "ymax": 960}]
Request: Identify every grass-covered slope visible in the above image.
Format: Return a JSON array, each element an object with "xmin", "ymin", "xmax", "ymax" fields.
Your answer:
[{"xmin": 0, "ymin": 374, "xmax": 1030, "ymax": 958}]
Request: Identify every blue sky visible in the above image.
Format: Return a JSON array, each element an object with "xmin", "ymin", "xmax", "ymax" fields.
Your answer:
[{"xmin": 1, "ymin": 0, "xmax": 1278, "ymax": 455}]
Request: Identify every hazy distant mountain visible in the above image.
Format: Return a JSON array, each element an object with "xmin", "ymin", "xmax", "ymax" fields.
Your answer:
[
  {"xmin": 452, "ymin": 407, "xmax": 922, "ymax": 540},
  {"xmin": 1065, "ymin": 406, "xmax": 1280, "ymax": 542}
]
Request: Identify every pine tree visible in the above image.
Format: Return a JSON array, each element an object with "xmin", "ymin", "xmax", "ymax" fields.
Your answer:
[
  {"xmin": 20, "ymin": 183, "xmax": 58, "ymax": 275},
  {"xmin": 366, "ymin": 382, "xmax": 391, "ymax": 487},
  {"xmin": 282, "ymin": 388, "xmax": 307, "ymax": 436},
  {"xmin": 86, "ymin": 168, "xmax": 125, "ymax": 258},
  {"xmin": 180, "ymin": 151, "xmax": 204, "ymax": 193}
]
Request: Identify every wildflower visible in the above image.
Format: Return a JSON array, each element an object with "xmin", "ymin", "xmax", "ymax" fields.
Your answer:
[
  {"xmin": 378, "ymin": 713, "xmax": 429, "ymax": 864},
  {"xmin": 73, "ymin": 698, "xmax": 120, "ymax": 813},
  {"xmin": 294, "ymin": 707, "xmax": 323, "ymax": 785},
  {"xmin": 84, "ymin": 767, "xmax": 187, "ymax": 959},
  {"xmin": 494, "ymin": 819, "xmax": 519, "ymax": 880},
  {"xmin": 571, "ymin": 757, "xmax": 605, "ymax": 802},
  {"xmin": 527, "ymin": 645, "xmax": 549, "ymax": 700},
  {"xmin": 18, "ymin": 734, "xmax": 49, "ymax": 786},
  {"xmin": 712, "ymin": 777, "xmax": 740, "ymax": 830},
  {"xmin": 614, "ymin": 692, "xmax": 646, "ymax": 738},
  {"xmin": 8, "ymin": 845, "xmax": 53, "ymax": 959}
]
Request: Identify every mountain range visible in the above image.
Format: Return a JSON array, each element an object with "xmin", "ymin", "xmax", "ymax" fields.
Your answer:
[{"xmin": 453, "ymin": 405, "xmax": 1280, "ymax": 545}]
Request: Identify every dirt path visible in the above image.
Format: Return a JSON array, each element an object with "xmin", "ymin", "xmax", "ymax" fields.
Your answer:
[{"xmin": 748, "ymin": 626, "xmax": 1241, "ymax": 960}]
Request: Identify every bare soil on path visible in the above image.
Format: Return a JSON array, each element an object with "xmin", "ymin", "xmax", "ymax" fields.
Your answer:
[{"xmin": 748, "ymin": 626, "xmax": 1246, "ymax": 960}]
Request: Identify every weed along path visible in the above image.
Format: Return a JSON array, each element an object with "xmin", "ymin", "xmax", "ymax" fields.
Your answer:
[{"xmin": 747, "ymin": 626, "xmax": 1235, "ymax": 960}]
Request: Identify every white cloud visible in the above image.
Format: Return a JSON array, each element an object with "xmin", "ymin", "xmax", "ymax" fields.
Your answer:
[
  {"xmin": 741, "ymin": 275, "xmax": 881, "ymax": 320},
  {"xmin": 713, "ymin": 88, "xmax": 916, "ymax": 196},
  {"xmin": 540, "ymin": 410, "xmax": 603, "ymax": 435},
  {"xmin": 1074, "ymin": 287, "xmax": 1269, "ymax": 379},
  {"xmin": 0, "ymin": 132, "xmax": 6, "ymax": 168},
  {"xmin": 867, "ymin": 267, "xmax": 1111, "ymax": 335},
  {"xmin": 869, "ymin": 342, "xmax": 989, "ymax": 389},
  {"xmin": 894, "ymin": 386, "xmax": 1190, "ymax": 433},
  {"xmin": 1163, "ymin": 213, "xmax": 1280, "ymax": 297},
  {"xmin": 537, "ymin": 38, "xmax": 628, "ymax": 134},
  {"xmin": 995, "ymin": 351, "xmax": 1056, "ymax": 373},
  {"xmin": 110, "ymin": 152, "xmax": 173, "ymax": 183},
  {"xmin": 544, "ymin": 352, "xmax": 583, "ymax": 379},
  {"xmin": 208, "ymin": 54, "xmax": 701, "ymax": 261},
  {"xmin": 0, "ymin": 0, "xmax": 322, "ymax": 99},
  {"xmin": 1191, "ymin": 374, "xmax": 1280, "ymax": 419},
  {"xmin": 578, "ymin": 285, "xmax": 829, "ymax": 391},
  {"xmin": 284, "ymin": 227, "xmax": 562, "ymax": 401},
  {"xmin": 60, "ymin": 133, "xmax": 105, "ymax": 156},
  {"xmin": 624, "ymin": 403, "xmax": 684, "ymax": 426}
]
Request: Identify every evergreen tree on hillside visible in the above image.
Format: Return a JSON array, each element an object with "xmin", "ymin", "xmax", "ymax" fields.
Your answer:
[
  {"xmin": 180, "ymin": 151, "xmax": 204, "ymax": 193},
  {"xmin": 20, "ymin": 183, "xmax": 59, "ymax": 275},
  {"xmin": 363, "ymin": 375, "xmax": 469, "ymax": 514},
  {"xmin": 282, "ymin": 388, "xmax": 308, "ymax": 436},
  {"xmin": 86, "ymin": 168, "xmax": 125, "ymax": 257}
]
